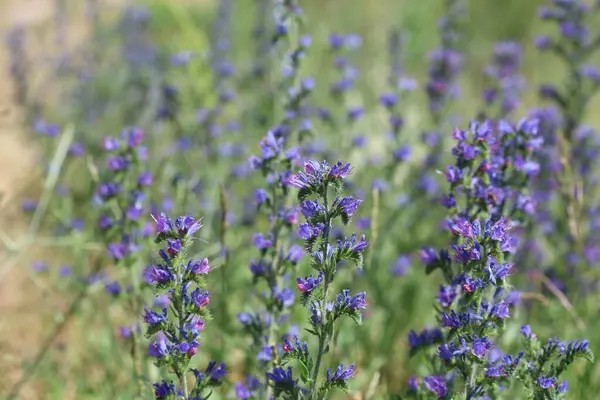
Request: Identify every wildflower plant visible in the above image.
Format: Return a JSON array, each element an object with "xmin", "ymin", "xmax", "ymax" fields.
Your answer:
[
  {"xmin": 529, "ymin": 0, "xmax": 600, "ymax": 290},
  {"xmin": 407, "ymin": 119, "xmax": 593, "ymax": 398},
  {"xmin": 238, "ymin": 131, "xmax": 301, "ymax": 395},
  {"xmin": 265, "ymin": 160, "xmax": 368, "ymax": 399},
  {"xmin": 143, "ymin": 213, "xmax": 226, "ymax": 399},
  {"xmin": 481, "ymin": 42, "xmax": 526, "ymax": 120},
  {"xmin": 236, "ymin": 1, "xmax": 314, "ymax": 395}
]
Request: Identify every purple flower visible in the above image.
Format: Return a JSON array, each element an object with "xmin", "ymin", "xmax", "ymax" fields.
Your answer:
[
  {"xmin": 450, "ymin": 217, "xmax": 476, "ymax": 238},
  {"xmin": 152, "ymin": 213, "xmax": 174, "ymax": 234},
  {"xmin": 408, "ymin": 375, "xmax": 418, "ymax": 391},
  {"xmin": 347, "ymin": 107, "xmax": 364, "ymax": 121},
  {"xmin": 335, "ymin": 290, "xmax": 367, "ymax": 312},
  {"xmin": 148, "ymin": 334, "xmax": 171, "ymax": 358},
  {"xmin": 423, "ymin": 376, "xmax": 447, "ymax": 398},
  {"xmin": 102, "ymin": 137, "xmax": 120, "ymax": 151},
  {"xmin": 32, "ymin": 261, "xmax": 48, "ymax": 273},
  {"xmin": 486, "ymin": 256, "xmax": 513, "ymax": 285},
  {"xmin": 235, "ymin": 382, "xmax": 252, "ymax": 399},
  {"xmin": 538, "ymin": 376, "xmax": 556, "ymax": 390},
  {"xmin": 420, "ymin": 247, "xmax": 438, "ymax": 266},
  {"xmin": 166, "ymin": 239, "xmax": 181, "ymax": 257},
  {"xmin": 391, "ymin": 255, "xmax": 411, "ymax": 277},
  {"xmin": 255, "ymin": 189, "xmax": 268, "ymax": 206},
  {"xmin": 174, "ymin": 215, "xmax": 202, "ymax": 237},
  {"xmin": 409, "ymin": 328, "xmax": 443, "ymax": 349},
  {"xmin": 124, "ymin": 127, "xmax": 144, "ymax": 148},
  {"xmin": 328, "ymin": 161, "xmax": 352, "ymax": 180},
  {"xmin": 153, "ymin": 381, "xmax": 176, "ymax": 399},
  {"xmin": 98, "ymin": 183, "xmax": 121, "ymax": 198},
  {"xmin": 441, "ymin": 310, "xmax": 461, "ymax": 329},
  {"xmin": 106, "ymin": 156, "xmax": 129, "ymax": 171},
  {"xmin": 379, "ymin": 93, "xmax": 399, "ymax": 108},
  {"xmin": 298, "ymin": 223, "xmax": 319, "ymax": 240},
  {"xmin": 520, "ymin": 325, "xmax": 533, "ymax": 338},
  {"xmin": 445, "ymin": 165, "xmax": 462, "ymax": 183},
  {"xmin": 266, "ymin": 367, "xmax": 296, "ymax": 391},
  {"xmin": 187, "ymin": 258, "xmax": 210, "ymax": 275},
  {"xmin": 154, "ymin": 294, "xmax": 170, "ymax": 308},
  {"xmin": 138, "ymin": 171, "xmax": 153, "ymax": 186},
  {"xmin": 143, "ymin": 308, "xmax": 167, "ymax": 327},
  {"xmin": 471, "ymin": 336, "xmax": 493, "ymax": 359},
  {"xmin": 257, "ymin": 345, "xmax": 272, "ymax": 362},
  {"xmin": 436, "ymin": 285, "xmax": 457, "ymax": 307},
  {"xmin": 287, "ymin": 245, "xmax": 304, "ymax": 265},
  {"xmin": 249, "ymin": 260, "xmax": 271, "ymax": 277},
  {"xmin": 275, "ymin": 287, "xmax": 295, "ymax": 308},
  {"xmin": 105, "ymin": 281, "xmax": 121, "ymax": 296},
  {"xmin": 335, "ymin": 196, "xmax": 363, "ymax": 218},
  {"xmin": 393, "ymin": 146, "xmax": 411, "ymax": 162},
  {"xmin": 194, "ymin": 361, "xmax": 227, "ymax": 384},
  {"xmin": 326, "ymin": 364, "xmax": 355, "ymax": 385},
  {"xmin": 486, "ymin": 365, "xmax": 504, "ymax": 378},
  {"xmin": 108, "ymin": 242, "xmax": 128, "ymax": 260},
  {"xmin": 297, "ymin": 272, "xmax": 323, "ymax": 294},
  {"xmin": 253, "ymin": 233, "xmax": 273, "ymax": 250},
  {"xmin": 144, "ymin": 265, "xmax": 172, "ymax": 285},
  {"xmin": 490, "ymin": 300, "xmax": 510, "ymax": 319},
  {"xmin": 558, "ymin": 381, "xmax": 568, "ymax": 394},
  {"xmin": 300, "ymin": 200, "xmax": 322, "ymax": 219},
  {"xmin": 190, "ymin": 288, "xmax": 210, "ymax": 308}
]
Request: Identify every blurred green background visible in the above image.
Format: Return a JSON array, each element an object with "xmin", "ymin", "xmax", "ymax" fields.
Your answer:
[{"xmin": 1, "ymin": 0, "xmax": 600, "ymax": 399}]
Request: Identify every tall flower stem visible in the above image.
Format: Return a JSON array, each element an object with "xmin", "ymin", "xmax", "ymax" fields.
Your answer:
[{"xmin": 310, "ymin": 189, "xmax": 330, "ymax": 399}]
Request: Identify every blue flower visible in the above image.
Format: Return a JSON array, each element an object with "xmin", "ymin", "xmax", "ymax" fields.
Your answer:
[
  {"xmin": 190, "ymin": 288, "xmax": 210, "ymax": 308},
  {"xmin": 423, "ymin": 376, "xmax": 447, "ymax": 398},
  {"xmin": 153, "ymin": 380, "xmax": 176, "ymax": 399},
  {"xmin": 537, "ymin": 376, "xmax": 556, "ymax": 390},
  {"xmin": 266, "ymin": 366, "xmax": 296, "ymax": 391},
  {"xmin": 326, "ymin": 363, "xmax": 355, "ymax": 384},
  {"xmin": 143, "ymin": 308, "xmax": 167, "ymax": 328},
  {"xmin": 194, "ymin": 361, "xmax": 227, "ymax": 385},
  {"xmin": 148, "ymin": 334, "xmax": 171, "ymax": 359},
  {"xmin": 297, "ymin": 272, "xmax": 323, "ymax": 294},
  {"xmin": 334, "ymin": 290, "xmax": 367, "ymax": 312},
  {"xmin": 143, "ymin": 265, "xmax": 172, "ymax": 285},
  {"xmin": 520, "ymin": 325, "xmax": 533, "ymax": 338},
  {"xmin": 335, "ymin": 196, "xmax": 363, "ymax": 218},
  {"xmin": 436, "ymin": 285, "xmax": 457, "ymax": 307},
  {"xmin": 471, "ymin": 336, "xmax": 493, "ymax": 359}
]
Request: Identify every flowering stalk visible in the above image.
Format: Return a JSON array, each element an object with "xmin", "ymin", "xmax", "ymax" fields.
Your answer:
[
  {"xmin": 235, "ymin": 2, "xmax": 315, "ymax": 397},
  {"xmin": 480, "ymin": 42, "xmax": 525, "ymax": 120},
  {"xmin": 535, "ymin": 0, "xmax": 600, "ymax": 259},
  {"xmin": 144, "ymin": 214, "xmax": 226, "ymax": 399},
  {"xmin": 239, "ymin": 131, "xmax": 301, "ymax": 397},
  {"xmin": 426, "ymin": 0, "xmax": 465, "ymax": 124},
  {"xmin": 265, "ymin": 160, "xmax": 368, "ymax": 399},
  {"xmin": 407, "ymin": 119, "xmax": 593, "ymax": 398},
  {"xmin": 95, "ymin": 127, "xmax": 153, "ymax": 389}
]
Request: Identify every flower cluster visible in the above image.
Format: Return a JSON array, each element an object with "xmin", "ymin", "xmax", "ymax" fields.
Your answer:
[
  {"xmin": 238, "ymin": 130, "xmax": 302, "ymax": 394},
  {"xmin": 482, "ymin": 42, "xmax": 526, "ymax": 118},
  {"xmin": 407, "ymin": 119, "xmax": 593, "ymax": 398},
  {"xmin": 236, "ymin": 1, "xmax": 316, "ymax": 392},
  {"xmin": 96, "ymin": 127, "xmax": 153, "ymax": 266},
  {"xmin": 426, "ymin": 0, "xmax": 465, "ymax": 119},
  {"xmin": 536, "ymin": 0, "xmax": 600, "ymax": 139},
  {"xmin": 267, "ymin": 160, "xmax": 368, "ymax": 399},
  {"xmin": 143, "ymin": 213, "xmax": 226, "ymax": 399}
]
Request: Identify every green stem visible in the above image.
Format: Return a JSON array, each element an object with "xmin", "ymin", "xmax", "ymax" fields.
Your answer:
[{"xmin": 310, "ymin": 188, "xmax": 331, "ymax": 399}]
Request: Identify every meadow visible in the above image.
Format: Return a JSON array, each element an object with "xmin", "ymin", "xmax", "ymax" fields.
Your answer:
[{"xmin": 1, "ymin": 0, "xmax": 600, "ymax": 399}]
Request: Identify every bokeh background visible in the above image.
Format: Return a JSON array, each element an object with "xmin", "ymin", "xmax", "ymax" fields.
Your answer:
[{"xmin": 1, "ymin": 0, "xmax": 599, "ymax": 399}]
